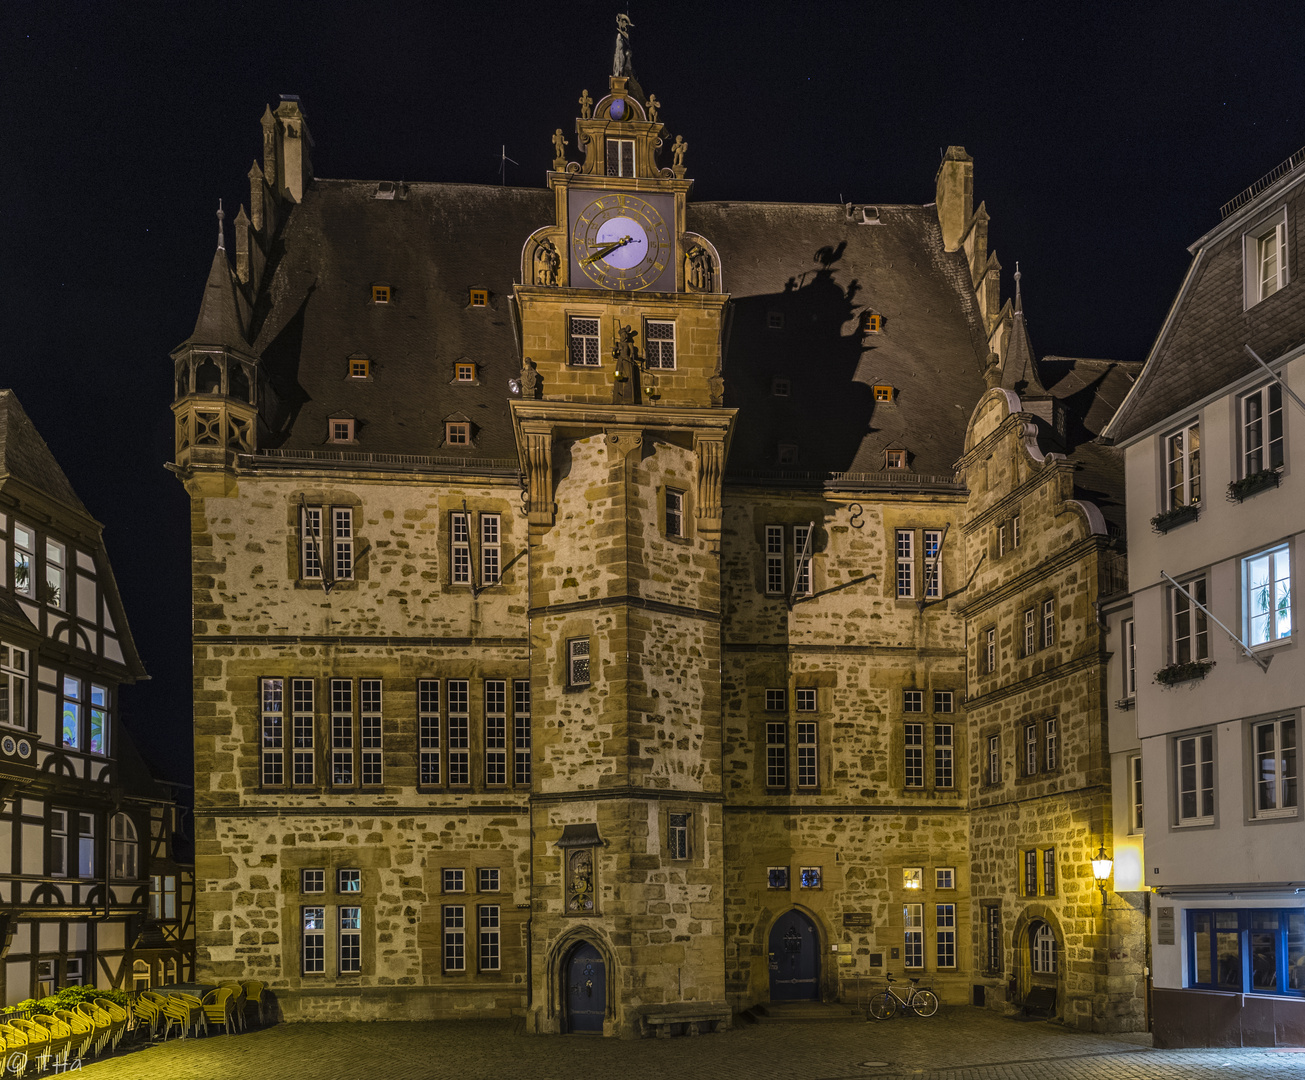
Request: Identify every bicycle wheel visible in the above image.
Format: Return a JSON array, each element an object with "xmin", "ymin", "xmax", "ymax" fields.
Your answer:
[
  {"xmin": 867, "ymin": 992, "xmax": 898, "ymax": 1020},
  {"xmin": 910, "ymin": 989, "xmax": 939, "ymax": 1017}
]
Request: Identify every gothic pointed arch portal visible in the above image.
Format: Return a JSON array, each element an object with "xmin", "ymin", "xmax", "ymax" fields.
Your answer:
[
  {"xmin": 563, "ymin": 940, "xmax": 607, "ymax": 1032},
  {"xmin": 768, "ymin": 909, "xmax": 820, "ymax": 1000}
]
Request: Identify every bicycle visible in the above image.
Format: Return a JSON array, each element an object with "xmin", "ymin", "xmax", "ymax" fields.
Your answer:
[{"xmin": 866, "ymin": 973, "xmax": 938, "ymax": 1019}]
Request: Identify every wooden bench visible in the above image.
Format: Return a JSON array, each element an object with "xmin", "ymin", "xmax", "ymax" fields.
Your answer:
[{"xmin": 641, "ymin": 1009, "xmax": 732, "ymax": 1038}]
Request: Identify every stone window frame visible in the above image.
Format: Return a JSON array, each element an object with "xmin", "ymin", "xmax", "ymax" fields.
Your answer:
[
  {"xmin": 667, "ymin": 810, "xmax": 691, "ymax": 861},
  {"xmin": 302, "ymin": 905, "xmax": 327, "ymax": 975},
  {"xmin": 478, "ymin": 867, "xmax": 501, "ymax": 893},
  {"xmin": 442, "ymin": 868, "xmax": 466, "ymax": 894},
  {"xmin": 301, "ymin": 868, "xmax": 325, "ymax": 894},
  {"xmin": 767, "ymin": 866, "xmax": 790, "ymax": 889},
  {"xmin": 982, "ymin": 902, "xmax": 1003, "ymax": 976},
  {"xmin": 297, "ymin": 501, "xmax": 359, "ymax": 588},
  {"xmin": 935, "ymin": 866, "xmax": 955, "ymax": 890},
  {"xmin": 477, "ymin": 904, "xmax": 501, "ymax": 972},
  {"xmin": 567, "ymin": 637, "xmax": 592, "ymax": 690},
  {"xmin": 985, "ymin": 731, "xmax": 1002, "ymax": 788}
]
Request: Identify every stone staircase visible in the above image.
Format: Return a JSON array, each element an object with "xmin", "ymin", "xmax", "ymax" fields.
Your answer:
[{"xmin": 749, "ymin": 1001, "xmax": 867, "ymax": 1023}]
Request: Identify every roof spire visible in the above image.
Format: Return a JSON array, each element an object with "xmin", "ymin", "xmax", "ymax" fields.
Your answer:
[
  {"xmin": 182, "ymin": 203, "xmax": 248, "ymax": 350},
  {"xmin": 217, "ymin": 199, "xmax": 226, "ymax": 251},
  {"xmin": 1014, "ymin": 260, "xmax": 1022, "ymax": 313}
]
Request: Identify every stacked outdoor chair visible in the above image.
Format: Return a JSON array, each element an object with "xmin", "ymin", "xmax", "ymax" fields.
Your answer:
[
  {"xmin": 75, "ymin": 1000, "xmax": 113, "ymax": 1056},
  {"xmin": 9, "ymin": 1019, "xmax": 51, "ymax": 1073},
  {"xmin": 31, "ymin": 1014, "xmax": 72, "ymax": 1070},
  {"xmin": 0, "ymin": 1023, "xmax": 30, "ymax": 1078},
  {"xmin": 95, "ymin": 997, "xmax": 131, "ymax": 1049},
  {"xmin": 132, "ymin": 995, "xmax": 161, "ymax": 1039},
  {"xmin": 173, "ymin": 992, "xmax": 207, "ymax": 1037},
  {"xmin": 218, "ymin": 982, "xmax": 247, "ymax": 1031},
  {"xmin": 157, "ymin": 997, "xmax": 193, "ymax": 1041},
  {"xmin": 202, "ymin": 987, "xmax": 237, "ymax": 1034},
  {"xmin": 241, "ymin": 980, "xmax": 267, "ymax": 1026},
  {"xmin": 54, "ymin": 1009, "xmax": 94, "ymax": 1060}
]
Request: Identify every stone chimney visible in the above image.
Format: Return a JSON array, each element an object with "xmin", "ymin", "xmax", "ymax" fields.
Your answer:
[
  {"xmin": 274, "ymin": 96, "xmax": 313, "ymax": 204},
  {"xmin": 935, "ymin": 146, "xmax": 974, "ymax": 253}
]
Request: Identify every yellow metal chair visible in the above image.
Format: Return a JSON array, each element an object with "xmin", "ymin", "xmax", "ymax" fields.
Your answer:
[
  {"xmin": 201, "ymin": 987, "xmax": 237, "ymax": 1034},
  {"xmin": 95, "ymin": 997, "xmax": 130, "ymax": 1049},
  {"xmin": 34, "ymin": 1012, "xmax": 74, "ymax": 1067},
  {"xmin": 75, "ymin": 1001, "xmax": 112, "ymax": 1056},
  {"xmin": 241, "ymin": 980, "xmax": 267, "ymax": 1026},
  {"xmin": 219, "ymin": 982, "xmax": 247, "ymax": 1031},
  {"xmin": 132, "ymin": 996, "xmax": 161, "ymax": 1039},
  {"xmin": 0, "ymin": 1023, "xmax": 30, "ymax": 1078},
  {"xmin": 9, "ymin": 1019, "xmax": 50, "ymax": 1073},
  {"xmin": 157, "ymin": 998, "xmax": 191, "ymax": 1041},
  {"xmin": 54, "ymin": 1009, "xmax": 94, "ymax": 1059}
]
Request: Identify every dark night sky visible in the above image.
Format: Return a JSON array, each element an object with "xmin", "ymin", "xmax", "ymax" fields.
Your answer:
[{"xmin": 4, "ymin": 1, "xmax": 1305, "ymax": 788}]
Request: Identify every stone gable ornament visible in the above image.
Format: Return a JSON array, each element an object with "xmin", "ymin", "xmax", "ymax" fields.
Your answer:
[
  {"xmin": 646, "ymin": 94, "xmax": 659, "ymax": 122},
  {"xmin": 685, "ymin": 244, "xmax": 714, "ymax": 292},
  {"xmin": 520, "ymin": 358, "xmax": 540, "ymax": 399},
  {"xmin": 551, "ymin": 129, "xmax": 568, "ymax": 171},
  {"xmin": 613, "ymin": 13, "xmax": 634, "ymax": 78},
  {"xmin": 671, "ymin": 134, "xmax": 688, "ymax": 178},
  {"xmin": 534, "ymin": 238, "xmax": 560, "ymax": 286},
  {"xmin": 579, "ymin": 89, "xmax": 593, "ymax": 120}
]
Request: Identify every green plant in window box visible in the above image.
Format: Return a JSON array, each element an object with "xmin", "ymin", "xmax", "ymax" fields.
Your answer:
[
  {"xmin": 1150, "ymin": 504, "xmax": 1199, "ymax": 534},
  {"xmin": 1227, "ymin": 468, "xmax": 1281, "ymax": 503},
  {"xmin": 1154, "ymin": 659, "xmax": 1215, "ymax": 686}
]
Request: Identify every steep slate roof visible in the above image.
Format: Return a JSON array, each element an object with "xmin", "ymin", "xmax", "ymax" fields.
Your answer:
[
  {"xmin": 184, "ymin": 241, "xmax": 249, "ymax": 352},
  {"xmin": 1107, "ymin": 179, "xmax": 1305, "ymax": 444},
  {"xmin": 0, "ymin": 390, "xmax": 89, "ymax": 515},
  {"xmin": 245, "ymin": 184, "xmax": 990, "ymax": 475}
]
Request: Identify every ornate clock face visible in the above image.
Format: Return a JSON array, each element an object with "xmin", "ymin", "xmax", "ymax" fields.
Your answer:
[{"xmin": 569, "ymin": 191, "xmax": 674, "ymax": 291}]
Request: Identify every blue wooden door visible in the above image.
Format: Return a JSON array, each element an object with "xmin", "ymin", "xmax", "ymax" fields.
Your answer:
[
  {"xmin": 565, "ymin": 942, "xmax": 606, "ymax": 1032},
  {"xmin": 769, "ymin": 910, "xmax": 819, "ymax": 1000}
]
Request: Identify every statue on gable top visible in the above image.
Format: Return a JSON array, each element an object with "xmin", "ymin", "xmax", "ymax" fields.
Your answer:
[{"xmin": 613, "ymin": 13, "xmax": 634, "ymax": 78}]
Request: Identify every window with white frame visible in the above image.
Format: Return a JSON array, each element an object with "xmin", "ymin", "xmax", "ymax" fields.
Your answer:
[
  {"xmin": 261, "ymin": 678, "xmax": 284, "ymax": 785},
  {"xmin": 796, "ymin": 688, "xmax": 816, "ymax": 712},
  {"xmin": 1012, "ymin": 514, "xmax": 1021, "ymax": 548},
  {"xmin": 61, "ymin": 676, "xmax": 81, "ymax": 750},
  {"xmin": 1045, "ymin": 718, "xmax": 1058, "ymax": 771},
  {"xmin": 645, "ymin": 320, "xmax": 676, "ymax": 368},
  {"xmin": 766, "ymin": 721, "xmax": 788, "ymax": 787},
  {"xmin": 896, "ymin": 530, "xmax": 914, "ymax": 598},
  {"xmin": 1165, "ymin": 421, "xmax": 1201, "ymax": 509},
  {"xmin": 303, "ymin": 907, "xmax": 326, "ymax": 974},
  {"xmin": 935, "ymin": 724, "xmax": 954, "ymax": 788},
  {"xmin": 936, "ymin": 867, "xmax": 955, "ymax": 889},
  {"xmin": 451, "ymin": 512, "xmax": 471, "ymax": 585},
  {"xmin": 765, "ymin": 688, "xmax": 787, "ymax": 711},
  {"xmin": 605, "ymin": 138, "xmax": 635, "ymax": 177},
  {"xmin": 796, "ymin": 721, "xmax": 818, "ymax": 788},
  {"xmin": 1241, "ymin": 382, "xmax": 1284, "ymax": 476},
  {"xmin": 1031, "ymin": 922, "xmax": 1057, "ymax": 975},
  {"xmin": 1245, "ymin": 544, "xmax": 1292, "ymax": 647},
  {"xmin": 1177, "ymin": 731, "xmax": 1215, "ymax": 824},
  {"xmin": 447, "ymin": 679, "xmax": 470, "ymax": 786},
  {"xmin": 110, "ymin": 813, "xmax": 138, "ymax": 880},
  {"xmin": 481, "ymin": 514, "xmax": 501, "ymax": 586},
  {"xmin": 331, "ymin": 679, "xmax": 354, "ymax": 786},
  {"xmin": 339, "ymin": 870, "xmax": 362, "ymax": 893},
  {"xmin": 568, "ymin": 638, "xmax": 590, "ymax": 688},
  {"xmin": 418, "ymin": 679, "xmax": 440, "ymax": 786},
  {"xmin": 514, "ymin": 680, "xmax": 531, "ymax": 785},
  {"xmin": 484, "ymin": 679, "xmax": 507, "ymax": 786},
  {"xmin": 1171, "ymin": 577, "xmax": 1210, "ymax": 664},
  {"xmin": 1024, "ymin": 608, "xmax": 1036, "ymax": 657},
  {"xmin": 479, "ymin": 867, "xmax": 500, "ymax": 892},
  {"xmin": 443, "ymin": 868, "xmax": 465, "ymax": 893},
  {"xmin": 996, "ymin": 524, "xmax": 1007, "ymax": 558},
  {"xmin": 1122, "ymin": 618, "xmax": 1136, "ymax": 699},
  {"xmin": 0, "ymin": 644, "xmax": 28, "ymax": 728},
  {"xmin": 301, "ymin": 869, "xmax": 325, "ymax": 894},
  {"xmin": 903, "ymin": 690, "xmax": 923, "ymax": 713},
  {"xmin": 1024, "ymin": 723, "xmax": 1039, "ymax": 776},
  {"xmin": 339, "ymin": 907, "xmax": 362, "ymax": 973},
  {"xmin": 665, "ymin": 489, "xmax": 685, "ymax": 538},
  {"xmin": 1245, "ymin": 210, "xmax": 1289, "ymax": 307},
  {"xmin": 934, "ymin": 690, "xmax": 953, "ymax": 713},
  {"xmin": 76, "ymin": 812, "xmax": 95, "ymax": 877},
  {"xmin": 1129, "ymin": 754, "xmax": 1144, "ymax": 832},
  {"xmin": 333, "ymin": 508, "xmax": 353, "ymax": 580},
  {"xmin": 984, "ymin": 627, "xmax": 996, "ymax": 674},
  {"xmin": 151, "ymin": 874, "xmax": 178, "ymax": 919},
  {"xmin": 793, "ymin": 525, "xmax": 813, "ymax": 597},
  {"xmin": 903, "ymin": 903, "xmax": 924, "ymax": 969},
  {"xmin": 569, "ymin": 317, "xmax": 601, "ymax": 366},
  {"xmin": 89, "ymin": 684, "xmax": 108, "ymax": 755},
  {"xmin": 987, "ymin": 733, "xmax": 1000, "ymax": 785},
  {"xmin": 764, "ymin": 525, "xmax": 785, "ymax": 594},
  {"xmin": 1252, "ymin": 716, "xmax": 1297, "ymax": 817},
  {"xmin": 361, "ymin": 679, "xmax": 382, "ymax": 786},
  {"xmin": 478, "ymin": 905, "xmax": 501, "ymax": 971},
  {"xmin": 45, "ymin": 539, "xmax": 65, "ymax": 608},
  {"xmin": 301, "ymin": 505, "xmax": 354, "ymax": 582},
  {"xmin": 443, "ymin": 906, "xmax": 466, "ymax": 972},
  {"xmin": 12, "ymin": 522, "xmax": 34, "ymax": 598},
  {"xmin": 936, "ymin": 903, "xmax": 956, "ymax": 968},
  {"xmin": 292, "ymin": 679, "xmax": 314, "ymax": 785},
  {"xmin": 904, "ymin": 723, "xmax": 924, "ymax": 787},
  {"xmin": 1041, "ymin": 598, "xmax": 1055, "ymax": 649},
  {"xmin": 924, "ymin": 529, "xmax": 942, "ymax": 598}
]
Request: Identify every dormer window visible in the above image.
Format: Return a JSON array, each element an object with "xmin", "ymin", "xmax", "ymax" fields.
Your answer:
[
  {"xmin": 371, "ymin": 285, "xmax": 391, "ymax": 304},
  {"xmin": 445, "ymin": 422, "xmax": 471, "ymax": 446},
  {"xmin": 772, "ymin": 378, "xmax": 791, "ymax": 397},
  {"xmin": 778, "ymin": 444, "xmax": 798, "ymax": 466},
  {"xmin": 348, "ymin": 356, "xmax": 371, "ymax": 379},
  {"xmin": 455, "ymin": 363, "xmax": 477, "ymax": 383},
  {"xmin": 864, "ymin": 313, "xmax": 882, "ymax": 334},
  {"xmin": 1245, "ymin": 209, "xmax": 1289, "ymax": 307},
  {"xmin": 330, "ymin": 419, "xmax": 356, "ymax": 444},
  {"xmin": 874, "ymin": 385, "xmax": 894, "ymax": 403},
  {"xmin": 767, "ymin": 312, "xmax": 785, "ymax": 331},
  {"xmin": 886, "ymin": 448, "xmax": 907, "ymax": 469},
  {"xmin": 469, "ymin": 289, "xmax": 489, "ymax": 308},
  {"xmin": 605, "ymin": 138, "xmax": 635, "ymax": 177}
]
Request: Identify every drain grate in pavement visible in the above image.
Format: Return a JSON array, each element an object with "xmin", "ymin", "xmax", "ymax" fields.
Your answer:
[{"xmin": 855, "ymin": 1062, "xmax": 892, "ymax": 1070}]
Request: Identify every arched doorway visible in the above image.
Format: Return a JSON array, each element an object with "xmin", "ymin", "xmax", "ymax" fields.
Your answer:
[
  {"xmin": 768, "ymin": 909, "xmax": 820, "ymax": 1000},
  {"xmin": 563, "ymin": 940, "xmax": 606, "ymax": 1032}
]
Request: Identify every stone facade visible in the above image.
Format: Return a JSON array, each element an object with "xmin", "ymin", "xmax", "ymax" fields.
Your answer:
[{"xmin": 171, "ymin": 55, "xmax": 1145, "ymax": 1035}]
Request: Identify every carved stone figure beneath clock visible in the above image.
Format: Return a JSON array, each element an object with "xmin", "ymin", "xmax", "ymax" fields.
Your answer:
[
  {"xmin": 686, "ymin": 244, "xmax": 714, "ymax": 292},
  {"xmin": 534, "ymin": 239, "xmax": 560, "ymax": 287},
  {"xmin": 612, "ymin": 324, "xmax": 641, "ymax": 405},
  {"xmin": 520, "ymin": 358, "xmax": 540, "ymax": 399}
]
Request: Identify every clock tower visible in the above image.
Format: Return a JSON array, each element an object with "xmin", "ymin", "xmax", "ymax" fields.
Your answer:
[{"xmin": 513, "ymin": 56, "xmax": 735, "ymax": 1036}]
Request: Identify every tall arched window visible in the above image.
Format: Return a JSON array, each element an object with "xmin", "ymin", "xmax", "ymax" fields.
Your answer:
[
  {"xmin": 110, "ymin": 813, "xmax": 138, "ymax": 880},
  {"xmin": 1031, "ymin": 921, "xmax": 1057, "ymax": 975}
]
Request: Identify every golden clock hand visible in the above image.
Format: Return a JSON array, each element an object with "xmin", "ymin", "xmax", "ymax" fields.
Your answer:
[{"xmin": 580, "ymin": 235, "xmax": 640, "ymax": 265}]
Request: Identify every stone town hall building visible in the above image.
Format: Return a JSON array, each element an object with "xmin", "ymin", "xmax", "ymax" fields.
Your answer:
[{"xmin": 169, "ymin": 40, "xmax": 1147, "ymax": 1036}]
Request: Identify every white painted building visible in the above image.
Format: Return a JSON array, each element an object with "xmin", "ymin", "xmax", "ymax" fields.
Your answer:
[{"xmin": 1105, "ymin": 146, "xmax": 1305, "ymax": 1047}]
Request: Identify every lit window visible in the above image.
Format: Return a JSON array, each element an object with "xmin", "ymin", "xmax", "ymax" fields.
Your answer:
[
  {"xmin": 109, "ymin": 813, "xmax": 137, "ymax": 880},
  {"xmin": 1240, "ymin": 383, "xmax": 1284, "ymax": 476},
  {"xmin": 446, "ymin": 422, "xmax": 470, "ymax": 446},
  {"xmin": 443, "ymin": 868, "xmax": 465, "ymax": 893},
  {"xmin": 795, "ymin": 688, "xmax": 816, "ymax": 712},
  {"xmin": 1176, "ymin": 731, "xmax": 1215, "ymax": 824},
  {"xmin": 568, "ymin": 639, "xmax": 590, "ymax": 688},
  {"xmin": 1252, "ymin": 716, "xmax": 1297, "ymax": 817},
  {"xmin": 302, "ymin": 907, "xmax": 326, "ymax": 974},
  {"xmin": 1165, "ymin": 420, "xmax": 1201, "ymax": 509},
  {"xmin": 903, "ymin": 690, "xmax": 923, "ymax": 713},
  {"xmin": 665, "ymin": 490, "xmax": 684, "ymax": 538},
  {"xmin": 865, "ymin": 313, "xmax": 882, "ymax": 333},
  {"xmin": 1246, "ymin": 212, "xmax": 1288, "ymax": 306},
  {"xmin": 371, "ymin": 285, "xmax": 390, "ymax": 304},
  {"xmin": 904, "ymin": 903, "xmax": 923, "ymax": 968},
  {"xmin": 874, "ymin": 385, "xmax": 893, "ymax": 402},
  {"xmin": 339, "ymin": 907, "xmax": 362, "ymax": 973},
  {"xmin": 88, "ymin": 684, "xmax": 108, "ymax": 756},
  {"xmin": 799, "ymin": 867, "xmax": 822, "ymax": 889},
  {"xmin": 301, "ymin": 869, "xmax": 325, "ymax": 893},
  {"xmin": 469, "ymin": 289, "xmax": 489, "ymax": 307},
  {"xmin": 338, "ymin": 868, "xmax": 361, "ymax": 893},
  {"xmin": 772, "ymin": 377, "xmax": 790, "ymax": 397},
  {"xmin": 329, "ymin": 419, "xmax": 354, "ymax": 443},
  {"xmin": 1245, "ymin": 544, "xmax": 1292, "ymax": 646},
  {"xmin": 447, "ymin": 680, "xmax": 470, "ymax": 785},
  {"xmin": 605, "ymin": 138, "xmax": 635, "ymax": 177},
  {"xmin": 1170, "ymin": 577, "xmax": 1209, "ymax": 664},
  {"xmin": 569, "ymin": 317, "xmax": 601, "ymax": 366},
  {"xmin": 645, "ymin": 321, "xmax": 676, "ymax": 369},
  {"xmin": 455, "ymin": 363, "xmax": 476, "ymax": 382},
  {"xmin": 1043, "ymin": 848, "xmax": 1056, "ymax": 895},
  {"xmin": 348, "ymin": 356, "xmax": 370, "ymax": 379},
  {"xmin": 765, "ymin": 689, "xmax": 787, "ymax": 711},
  {"xmin": 61, "ymin": 677, "xmax": 81, "ymax": 750},
  {"xmin": 668, "ymin": 813, "xmax": 689, "ymax": 859},
  {"xmin": 485, "ymin": 679, "xmax": 507, "ymax": 787},
  {"xmin": 45, "ymin": 539, "xmax": 64, "ymax": 609}
]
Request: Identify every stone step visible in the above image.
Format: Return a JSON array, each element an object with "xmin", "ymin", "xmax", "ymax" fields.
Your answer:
[{"xmin": 751, "ymin": 1002, "xmax": 866, "ymax": 1022}]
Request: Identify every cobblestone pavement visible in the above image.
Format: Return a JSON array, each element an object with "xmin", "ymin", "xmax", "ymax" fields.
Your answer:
[{"xmin": 71, "ymin": 1008, "xmax": 1305, "ymax": 1080}]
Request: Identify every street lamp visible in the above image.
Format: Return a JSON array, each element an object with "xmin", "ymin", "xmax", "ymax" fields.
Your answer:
[{"xmin": 1091, "ymin": 844, "xmax": 1113, "ymax": 907}]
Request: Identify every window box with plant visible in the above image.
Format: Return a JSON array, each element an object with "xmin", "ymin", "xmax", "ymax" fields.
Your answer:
[
  {"xmin": 1151, "ymin": 504, "xmax": 1199, "ymax": 534},
  {"xmin": 1227, "ymin": 468, "xmax": 1281, "ymax": 503},
  {"xmin": 1155, "ymin": 659, "xmax": 1215, "ymax": 686}
]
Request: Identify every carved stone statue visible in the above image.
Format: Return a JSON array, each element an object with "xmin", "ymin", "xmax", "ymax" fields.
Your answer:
[
  {"xmin": 579, "ymin": 89, "xmax": 593, "ymax": 120},
  {"xmin": 613, "ymin": 14, "xmax": 635, "ymax": 77},
  {"xmin": 646, "ymin": 94, "xmax": 660, "ymax": 122},
  {"xmin": 551, "ymin": 129, "xmax": 568, "ymax": 169},
  {"xmin": 612, "ymin": 323, "xmax": 640, "ymax": 405},
  {"xmin": 671, "ymin": 135, "xmax": 688, "ymax": 168},
  {"xmin": 520, "ymin": 358, "xmax": 540, "ymax": 399},
  {"xmin": 685, "ymin": 244, "xmax": 714, "ymax": 292},
  {"xmin": 534, "ymin": 238, "xmax": 560, "ymax": 286}
]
